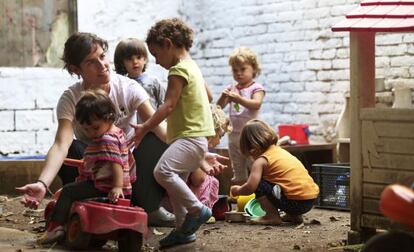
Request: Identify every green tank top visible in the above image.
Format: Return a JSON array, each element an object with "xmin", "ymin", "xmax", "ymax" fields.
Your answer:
[{"xmin": 166, "ymin": 59, "xmax": 215, "ymax": 143}]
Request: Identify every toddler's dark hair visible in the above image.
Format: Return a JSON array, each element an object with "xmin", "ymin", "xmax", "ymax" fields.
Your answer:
[
  {"xmin": 75, "ymin": 89, "xmax": 116, "ymax": 125},
  {"xmin": 146, "ymin": 18, "xmax": 193, "ymax": 51},
  {"xmin": 114, "ymin": 38, "xmax": 148, "ymax": 75},
  {"xmin": 62, "ymin": 32, "xmax": 108, "ymax": 75},
  {"xmin": 240, "ymin": 119, "xmax": 278, "ymax": 158}
]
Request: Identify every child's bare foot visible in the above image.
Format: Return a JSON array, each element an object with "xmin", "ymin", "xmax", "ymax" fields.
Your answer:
[
  {"xmin": 281, "ymin": 214, "xmax": 303, "ymax": 224},
  {"xmin": 249, "ymin": 216, "xmax": 282, "ymax": 226}
]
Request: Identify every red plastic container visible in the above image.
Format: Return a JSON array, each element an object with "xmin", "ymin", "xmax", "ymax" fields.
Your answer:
[
  {"xmin": 212, "ymin": 195, "xmax": 230, "ymax": 220},
  {"xmin": 278, "ymin": 124, "xmax": 310, "ymax": 144}
]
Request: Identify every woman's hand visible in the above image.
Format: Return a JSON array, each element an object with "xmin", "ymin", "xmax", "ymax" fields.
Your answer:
[
  {"xmin": 15, "ymin": 182, "xmax": 46, "ymax": 209},
  {"xmin": 108, "ymin": 187, "xmax": 124, "ymax": 203},
  {"xmin": 129, "ymin": 123, "xmax": 147, "ymax": 147}
]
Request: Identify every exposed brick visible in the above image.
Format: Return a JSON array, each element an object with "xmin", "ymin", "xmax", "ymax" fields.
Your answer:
[
  {"xmin": 307, "ymin": 60, "xmax": 332, "ymax": 70},
  {"xmin": 305, "ymin": 82, "xmax": 332, "ymax": 92},
  {"xmin": 0, "ymin": 111, "xmax": 14, "ymax": 131},
  {"xmin": 15, "ymin": 110, "xmax": 56, "ymax": 131},
  {"xmin": 0, "ymin": 131, "xmax": 36, "ymax": 154},
  {"xmin": 377, "ymin": 44, "xmax": 407, "ymax": 56},
  {"xmin": 4, "ymin": 0, "xmax": 414, "ymax": 153}
]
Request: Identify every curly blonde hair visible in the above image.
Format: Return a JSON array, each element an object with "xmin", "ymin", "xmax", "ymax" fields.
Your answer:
[
  {"xmin": 211, "ymin": 105, "xmax": 232, "ymax": 135},
  {"xmin": 228, "ymin": 47, "xmax": 262, "ymax": 77}
]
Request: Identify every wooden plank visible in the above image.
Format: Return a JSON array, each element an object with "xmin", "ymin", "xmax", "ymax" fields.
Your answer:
[
  {"xmin": 349, "ymin": 31, "xmax": 376, "ymax": 231},
  {"xmin": 361, "ymin": 214, "xmax": 388, "ymax": 230},
  {"xmin": 374, "ymin": 138, "xmax": 414, "ymax": 154},
  {"xmin": 0, "ymin": 160, "xmax": 62, "ymax": 195},
  {"xmin": 373, "ymin": 121, "xmax": 414, "ymax": 138},
  {"xmin": 361, "ymin": 108, "xmax": 414, "ymax": 121},
  {"xmin": 282, "ymin": 143, "xmax": 337, "ymax": 152},
  {"xmin": 363, "ymin": 167, "xmax": 414, "ymax": 185},
  {"xmin": 214, "ymin": 148, "xmax": 232, "ymax": 195},
  {"xmin": 362, "ymin": 183, "xmax": 386, "ymax": 199},
  {"xmin": 361, "ymin": 214, "xmax": 412, "ymax": 231},
  {"xmin": 363, "ymin": 198, "xmax": 381, "ymax": 215},
  {"xmin": 362, "ymin": 153, "xmax": 414, "ymax": 171}
]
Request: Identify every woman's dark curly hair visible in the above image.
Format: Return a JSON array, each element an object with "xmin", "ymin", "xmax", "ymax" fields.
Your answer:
[
  {"xmin": 75, "ymin": 89, "xmax": 116, "ymax": 125},
  {"xmin": 114, "ymin": 38, "xmax": 148, "ymax": 75},
  {"xmin": 146, "ymin": 18, "xmax": 193, "ymax": 51},
  {"xmin": 62, "ymin": 32, "xmax": 108, "ymax": 75}
]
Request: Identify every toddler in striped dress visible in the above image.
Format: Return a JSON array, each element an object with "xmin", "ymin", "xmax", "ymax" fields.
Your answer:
[{"xmin": 38, "ymin": 89, "xmax": 136, "ymax": 244}]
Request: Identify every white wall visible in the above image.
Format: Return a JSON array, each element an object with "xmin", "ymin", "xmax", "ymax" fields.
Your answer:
[
  {"xmin": 0, "ymin": 68, "xmax": 76, "ymax": 154},
  {"xmin": 77, "ymin": 0, "xmax": 183, "ymax": 81},
  {"xmin": 0, "ymin": 0, "xmax": 413, "ymax": 155}
]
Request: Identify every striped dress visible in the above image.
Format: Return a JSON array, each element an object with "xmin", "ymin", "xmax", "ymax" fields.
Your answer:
[{"xmin": 80, "ymin": 127, "xmax": 136, "ymax": 195}]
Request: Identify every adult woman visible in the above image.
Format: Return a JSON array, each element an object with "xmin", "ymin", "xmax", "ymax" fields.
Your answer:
[{"xmin": 16, "ymin": 32, "xmax": 173, "ymax": 226}]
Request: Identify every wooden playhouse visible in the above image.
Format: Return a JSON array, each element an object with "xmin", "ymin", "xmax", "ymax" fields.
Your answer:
[{"xmin": 332, "ymin": 0, "xmax": 414, "ymax": 243}]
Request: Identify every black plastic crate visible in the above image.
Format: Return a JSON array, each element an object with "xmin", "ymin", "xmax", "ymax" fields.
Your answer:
[{"xmin": 311, "ymin": 163, "xmax": 350, "ymax": 210}]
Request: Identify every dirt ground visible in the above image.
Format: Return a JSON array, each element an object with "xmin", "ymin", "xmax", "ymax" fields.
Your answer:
[{"xmin": 0, "ymin": 195, "xmax": 352, "ymax": 252}]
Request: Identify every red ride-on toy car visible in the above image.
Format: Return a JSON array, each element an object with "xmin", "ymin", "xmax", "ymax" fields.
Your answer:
[{"xmin": 44, "ymin": 159, "xmax": 148, "ymax": 252}]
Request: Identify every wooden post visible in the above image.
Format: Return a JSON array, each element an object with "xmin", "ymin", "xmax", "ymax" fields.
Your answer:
[{"xmin": 349, "ymin": 31, "xmax": 376, "ymax": 240}]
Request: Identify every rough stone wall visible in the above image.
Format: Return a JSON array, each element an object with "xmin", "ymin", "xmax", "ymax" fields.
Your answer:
[{"xmin": 1, "ymin": 0, "xmax": 413, "ymax": 155}]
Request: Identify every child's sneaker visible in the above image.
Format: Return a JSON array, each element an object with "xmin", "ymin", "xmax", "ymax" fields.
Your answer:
[
  {"xmin": 37, "ymin": 222, "xmax": 65, "ymax": 245},
  {"xmin": 180, "ymin": 205, "xmax": 212, "ymax": 236},
  {"xmin": 272, "ymin": 184, "xmax": 282, "ymax": 199},
  {"xmin": 159, "ymin": 229, "xmax": 196, "ymax": 248}
]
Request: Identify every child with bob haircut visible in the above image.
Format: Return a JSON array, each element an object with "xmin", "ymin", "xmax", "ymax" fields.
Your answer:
[
  {"xmin": 38, "ymin": 89, "xmax": 136, "ymax": 244},
  {"xmin": 230, "ymin": 119, "xmax": 319, "ymax": 225},
  {"xmin": 132, "ymin": 18, "xmax": 216, "ymax": 248},
  {"xmin": 114, "ymin": 38, "xmax": 175, "ymax": 227},
  {"xmin": 114, "ymin": 38, "xmax": 166, "ymax": 110},
  {"xmin": 217, "ymin": 46, "xmax": 265, "ymax": 185}
]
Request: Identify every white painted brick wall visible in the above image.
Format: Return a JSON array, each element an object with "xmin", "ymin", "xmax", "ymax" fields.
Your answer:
[
  {"xmin": 0, "ymin": 131, "xmax": 36, "ymax": 154},
  {"xmin": 1, "ymin": 0, "xmax": 412, "ymax": 155},
  {"xmin": 0, "ymin": 68, "xmax": 75, "ymax": 155},
  {"xmin": 15, "ymin": 110, "xmax": 55, "ymax": 131},
  {"xmin": 0, "ymin": 111, "xmax": 14, "ymax": 131}
]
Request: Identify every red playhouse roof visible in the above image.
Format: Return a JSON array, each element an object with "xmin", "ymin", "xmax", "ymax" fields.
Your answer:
[{"xmin": 332, "ymin": 0, "xmax": 414, "ymax": 32}]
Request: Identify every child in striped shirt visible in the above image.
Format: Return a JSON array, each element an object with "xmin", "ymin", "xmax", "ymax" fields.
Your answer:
[{"xmin": 38, "ymin": 89, "xmax": 136, "ymax": 244}]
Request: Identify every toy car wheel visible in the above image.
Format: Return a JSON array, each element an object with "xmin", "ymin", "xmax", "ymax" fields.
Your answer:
[
  {"xmin": 66, "ymin": 214, "xmax": 91, "ymax": 250},
  {"xmin": 118, "ymin": 229, "xmax": 143, "ymax": 252}
]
